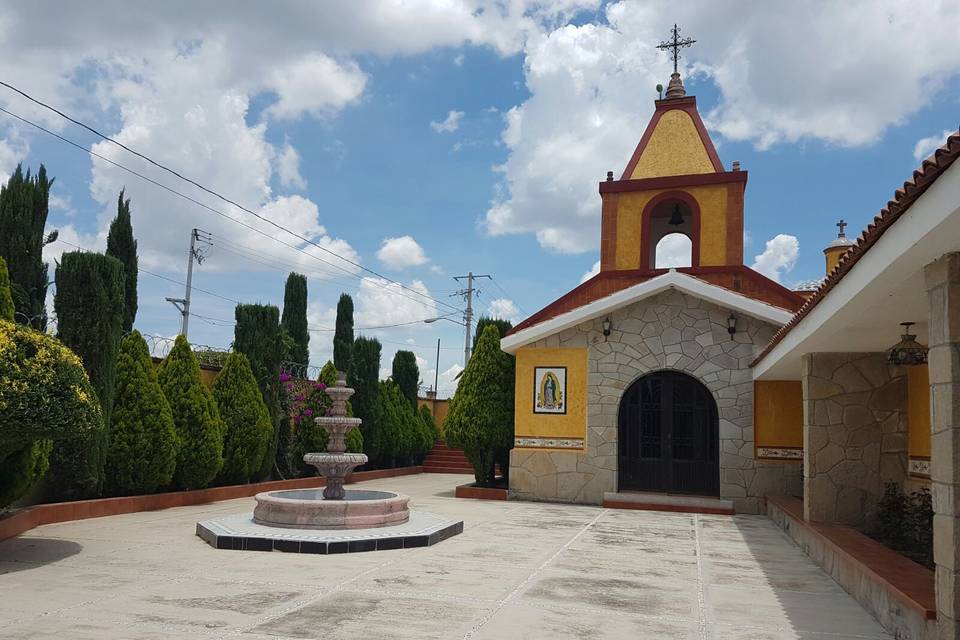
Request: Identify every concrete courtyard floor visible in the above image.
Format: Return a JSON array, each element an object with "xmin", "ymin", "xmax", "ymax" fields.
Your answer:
[{"xmin": 0, "ymin": 473, "xmax": 890, "ymax": 640}]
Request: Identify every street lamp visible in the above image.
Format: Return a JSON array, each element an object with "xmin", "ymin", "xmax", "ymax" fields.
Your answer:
[{"xmin": 424, "ymin": 315, "xmax": 469, "ymax": 367}]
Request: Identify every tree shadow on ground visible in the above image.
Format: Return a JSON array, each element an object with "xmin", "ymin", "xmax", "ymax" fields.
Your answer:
[{"xmin": 0, "ymin": 537, "xmax": 82, "ymax": 573}]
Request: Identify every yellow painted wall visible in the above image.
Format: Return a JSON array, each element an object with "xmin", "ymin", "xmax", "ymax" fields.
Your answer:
[
  {"xmin": 613, "ymin": 184, "xmax": 730, "ymax": 270},
  {"xmin": 754, "ymin": 380, "xmax": 803, "ymax": 448},
  {"xmin": 514, "ymin": 347, "xmax": 588, "ymax": 441},
  {"xmin": 908, "ymin": 364, "xmax": 931, "ymax": 458},
  {"xmin": 630, "ymin": 110, "xmax": 715, "ymax": 179},
  {"xmin": 824, "ymin": 246, "xmax": 846, "ymax": 275}
]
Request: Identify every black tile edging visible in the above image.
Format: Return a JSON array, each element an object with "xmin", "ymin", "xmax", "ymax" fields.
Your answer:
[{"xmin": 197, "ymin": 521, "xmax": 463, "ymax": 555}]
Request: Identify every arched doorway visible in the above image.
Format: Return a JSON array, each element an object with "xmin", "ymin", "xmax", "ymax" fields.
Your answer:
[{"xmin": 617, "ymin": 371, "xmax": 719, "ymax": 495}]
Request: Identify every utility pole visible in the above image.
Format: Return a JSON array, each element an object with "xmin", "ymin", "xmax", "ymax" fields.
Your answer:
[
  {"xmin": 453, "ymin": 271, "xmax": 490, "ymax": 366},
  {"xmin": 434, "ymin": 337, "xmax": 440, "ymax": 394},
  {"xmin": 166, "ymin": 228, "xmax": 210, "ymax": 339}
]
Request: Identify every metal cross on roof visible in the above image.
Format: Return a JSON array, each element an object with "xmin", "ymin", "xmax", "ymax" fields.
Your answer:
[
  {"xmin": 657, "ymin": 24, "xmax": 696, "ymax": 74},
  {"xmin": 837, "ymin": 219, "xmax": 847, "ymax": 237}
]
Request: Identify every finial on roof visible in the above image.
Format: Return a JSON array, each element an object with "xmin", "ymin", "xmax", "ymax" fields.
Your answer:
[{"xmin": 657, "ymin": 24, "xmax": 696, "ymax": 100}]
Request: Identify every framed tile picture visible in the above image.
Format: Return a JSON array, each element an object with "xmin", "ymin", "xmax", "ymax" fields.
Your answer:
[{"xmin": 534, "ymin": 367, "xmax": 566, "ymax": 414}]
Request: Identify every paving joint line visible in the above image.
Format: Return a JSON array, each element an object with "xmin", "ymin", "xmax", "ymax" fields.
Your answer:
[
  {"xmin": 692, "ymin": 513, "xmax": 708, "ymax": 640},
  {"xmin": 461, "ymin": 508, "xmax": 608, "ymax": 639}
]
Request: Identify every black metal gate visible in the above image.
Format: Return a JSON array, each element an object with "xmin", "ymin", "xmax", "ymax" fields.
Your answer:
[{"xmin": 617, "ymin": 371, "xmax": 719, "ymax": 496}]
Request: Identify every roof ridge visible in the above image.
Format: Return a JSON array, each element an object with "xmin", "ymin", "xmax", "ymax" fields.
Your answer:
[{"xmin": 753, "ymin": 130, "xmax": 960, "ymax": 367}]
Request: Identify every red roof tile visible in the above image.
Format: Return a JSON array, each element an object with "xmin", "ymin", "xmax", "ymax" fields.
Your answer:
[{"xmin": 752, "ymin": 131, "xmax": 960, "ymax": 367}]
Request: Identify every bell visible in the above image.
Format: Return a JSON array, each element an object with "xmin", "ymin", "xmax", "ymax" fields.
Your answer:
[{"xmin": 668, "ymin": 203, "xmax": 684, "ymax": 226}]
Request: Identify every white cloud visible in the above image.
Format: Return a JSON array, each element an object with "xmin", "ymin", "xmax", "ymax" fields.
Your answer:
[
  {"xmin": 913, "ymin": 129, "xmax": 954, "ymax": 161},
  {"xmin": 276, "ymin": 142, "xmax": 307, "ymax": 190},
  {"xmin": 436, "ymin": 363, "xmax": 464, "ymax": 398},
  {"xmin": 355, "ymin": 277, "xmax": 438, "ymax": 328},
  {"xmin": 453, "ymin": 53, "xmax": 465, "ymax": 67},
  {"xmin": 430, "ymin": 110, "xmax": 465, "ymax": 134},
  {"xmin": 265, "ymin": 53, "xmax": 366, "ymax": 120},
  {"xmin": 751, "ymin": 234, "xmax": 799, "ymax": 283},
  {"xmin": 580, "ymin": 259, "xmax": 600, "ymax": 283},
  {"xmin": 488, "ymin": 297, "xmax": 519, "ymax": 322},
  {"xmin": 655, "ymin": 233, "xmax": 692, "ymax": 269},
  {"xmin": 484, "ymin": 1, "xmax": 960, "ymax": 253},
  {"xmin": 376, "ymin": 235, "xmax": 429, "ymax": 270}
]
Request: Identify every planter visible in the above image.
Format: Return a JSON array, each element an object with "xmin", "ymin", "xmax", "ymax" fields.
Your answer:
[
  {"xmin": 0, "ymin": 465, "xmax": 424, "ymax": 542},
  {"xmin": 455, "ymin": 482, "xmax": 508, "ymax": 501}
]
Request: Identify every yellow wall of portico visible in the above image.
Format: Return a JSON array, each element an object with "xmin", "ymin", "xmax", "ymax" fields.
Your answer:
[
  {"xmin": 907, "ymin": 364, "xmax": 931, "ymax": 460},
  {"xmin": 754, "ymin": 380, "xmax": 804, "ymax": 452},
  {"xmin": 514, "ymin": 347, "xmax": 588, "ymax": 443}
]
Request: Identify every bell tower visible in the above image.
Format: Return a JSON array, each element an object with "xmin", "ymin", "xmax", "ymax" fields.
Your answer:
[{"xmin": 599, "ymin": 25, "xmax": 746, "ymax": 273}]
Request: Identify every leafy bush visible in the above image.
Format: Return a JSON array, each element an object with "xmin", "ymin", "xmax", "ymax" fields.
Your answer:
[
  {"xmin": 0, "ymin": 439, "xmax": 51, "ymax": 508},
  {"xmin": 872, "ymin": 481, "xmax": 933, "ymax": 568},
  {"xmin": 105, "ymin": 331, "xmax": 178, "ymax": 495},
  {"xmin": 214, "ymin": 352, "xmax": 273, "ymax": 484},
  {"xmin": 444, "ymin": 324, "xmax": 515, "ymax": 487},
  {"xmin": 158, "ymin": 335, "xmax": 223, "ymax": 489},
  {"xmin": 0, "ymin": 319, "xmax": 102, "ymax": 505},
  {"xmin": 416, "ymin": 404, "xmax": 438, "ymax": 462},
  {"xmin": 0, "ymin": 256, "xmax": 14, "ymax": 322},
  {"xmin": 50, "ymin": 250, "xmax": 125, "ymax": 499}
]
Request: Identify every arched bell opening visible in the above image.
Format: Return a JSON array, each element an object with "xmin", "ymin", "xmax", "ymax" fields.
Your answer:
[
  {"xmin": 655, "ymin": 232, "xmax": 693, "ymax": 268},
  {"xmin": 617, "ymin": 370, "xmax": 719, "ymax": 496},
  {"xmin": 640, "ymin": 192, "xmax": 701, "ymax": 270}
]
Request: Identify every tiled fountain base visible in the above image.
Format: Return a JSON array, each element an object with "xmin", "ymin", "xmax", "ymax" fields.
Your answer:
[{"xmin": 196, "ymin": 509, "xmax": 462, "ymax": 554}]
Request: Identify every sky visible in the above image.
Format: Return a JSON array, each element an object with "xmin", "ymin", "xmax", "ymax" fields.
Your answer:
[{"xmin": 1, "ymin": 1, "xmax": 958, "ymax": 397}]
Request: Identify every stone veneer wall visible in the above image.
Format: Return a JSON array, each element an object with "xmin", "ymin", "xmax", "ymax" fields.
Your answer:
[
  {"xmin": 509, "ymin": 289, "xmax": 802, "ymax": 513},
  {"xmin": 801, "ymin": 352, "xmax": 908, "ymax": 526}
]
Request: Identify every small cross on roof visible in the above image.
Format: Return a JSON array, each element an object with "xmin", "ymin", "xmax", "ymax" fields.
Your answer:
[{"xmin": 657, "ymin": 24, "xmax": 696, "ymax": 74}]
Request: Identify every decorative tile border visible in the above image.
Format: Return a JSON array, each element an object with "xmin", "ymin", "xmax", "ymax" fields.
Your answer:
[
  {"xmin": 757, "ymin": 447, "xmax": 803, "ymax": 460},
  {"xmin": 514, "ymin": 436, "xmax": 584, "ymax": 450},
  {"xmin": 909, "ymin": 457, "xmax": 931, "ymax": 478},
  {"xmin": 196, "ymin": 510, "xmax": 463, "ymax": 554}
]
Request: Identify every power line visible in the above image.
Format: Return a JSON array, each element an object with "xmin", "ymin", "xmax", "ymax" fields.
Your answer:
[
  {"xmin": 0, "ymin": 80, "xmax": 462, "ymax": 314},
  {"xmin": 488, "ymin": 275, "xmax": 527, "ymax": 316},
  {"xmin": 0, "ymin": 103, "xmax": 451, "ymax": 314},
  {"xmin": 191, "ymin": 311, "xmax": 460, "ymax": 333}
]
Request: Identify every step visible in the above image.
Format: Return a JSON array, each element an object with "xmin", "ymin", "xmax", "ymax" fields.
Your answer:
[
  {"xmin": 425, "ymin": 455, "xmax": 469, "ymax": 463},
  {"xmin": 424, "ymin": 467, "xmax": 475, "ymax": 474},
  {"xmin": 602, "ymin": 491, "xmax": 734, "ymax": 515},
  {"xmin": 423, "ymin": 462, "xmax": 473, "ymax": 470}
]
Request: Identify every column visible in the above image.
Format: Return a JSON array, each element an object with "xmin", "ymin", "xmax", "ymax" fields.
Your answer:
[{"xmin": 925, "ymin": 252, "xmax": 960, "ymax": 639}]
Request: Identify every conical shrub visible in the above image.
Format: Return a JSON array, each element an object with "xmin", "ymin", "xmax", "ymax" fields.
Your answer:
[
  {"xmin": 213, "ymin": 352, "xmax": 273, "ymax": 484},
  {"xmin": 157, "ymin": 335, "xmax": 223, "ymax": 489},
  {"xmin": 105, "ymin": 331, "xmax": 178, "ymax": 495},
  {"xmin": 0, "ymin": 256, "xmax": 14, "ymax": 322}
]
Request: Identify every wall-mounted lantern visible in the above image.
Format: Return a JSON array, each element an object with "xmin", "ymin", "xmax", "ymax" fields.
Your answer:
[
  {"xmin": 887, "ymin": 322, "xmax": 928, "ymax": 366},
  {"xmin": 602, "ymin": 317, "xmax": 612, "ymax": 338},
  {"xmin": 727, "ymin": 313, "xmax": 737, "ymax": 336}
]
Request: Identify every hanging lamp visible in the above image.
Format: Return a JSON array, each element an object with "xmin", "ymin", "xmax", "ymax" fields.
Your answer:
[{"xmin": 887, "ymin": 322, "xmax": 928, "ymax": 366}]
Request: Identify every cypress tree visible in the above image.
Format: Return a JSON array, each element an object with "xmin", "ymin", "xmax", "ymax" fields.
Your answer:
[
  {"xmin": 106, "ymin": 331, "xmax": 178, "ymax": 495},
  {"xmin": 444, "ymin": 325, "xmax": 515, "ymax": 487},
  {"xmin": 416, "ymin": 404, "xmax": 438, "ymax": 461},
  {"xmin": 106, "ymin": 189, "xmax": 138, "ymax": 332},
  {"xmin": 348, "ymin": 336, "xmax": 381, "ymax": 461},
  {"xmin": 333, "ymin": 293, "xmax": 354, "ymax": 374},
  {"xmin": 391, "ymin": 350, "xmax": 420, "ymax": 409},
  {"xmin": 376, "ymin": 380, "xmax": 414, "ymax": 467},
  {"xmin": 280, "ymin": 272, "xmax": 309, "ymax": 365},
  {"xmin": 473, "ymin": 317, "xmax": 513, "ymax": 351},
  {"xmin": 47, "ymin": 251, "xmax": 125, "ymax": 499},
  {"xmin": 0, "ymin": 256, "xmax": 14, "ymax": 322},
  {"xmin": 233, "ymin": 303, "xmax": 282, "ymax": 479},
  {"xmin": 214, "ymin": 352, "xmax": 273, "ymax": 484},
  {"xmin": 158, "ymin": 335, "xmax": 224, "ymax": 489},
  {"xmin": 0, "ymin": 164, "xmax": 54, "ymax": 330}
]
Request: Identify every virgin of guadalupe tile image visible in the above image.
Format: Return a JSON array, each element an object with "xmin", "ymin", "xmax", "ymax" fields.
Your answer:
[{"xmin": 534, "ymin": 367, "xmax": 566, "ymax": 414}]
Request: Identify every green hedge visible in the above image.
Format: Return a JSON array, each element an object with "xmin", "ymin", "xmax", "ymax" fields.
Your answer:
[
  {"xmin": 158, "ymin": 335, "xmax": 223, "ymax": 489},
  {"xmin": 105, "ymin": 331, "xmax": 178, "ymax": 495},
  {"xmin": 214, "ymin": 352, "xmax": 273, "ymax": 484}
]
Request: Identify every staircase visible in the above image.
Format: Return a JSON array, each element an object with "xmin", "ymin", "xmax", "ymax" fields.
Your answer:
[{"xmin": 423, "ymin": 442, "xmax": 473, "ymax": 474}]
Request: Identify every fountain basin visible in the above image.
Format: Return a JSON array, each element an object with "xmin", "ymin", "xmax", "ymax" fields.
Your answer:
[{"xmin": 253, "ymin": 488, "xmax": 410, "ymax": 529}]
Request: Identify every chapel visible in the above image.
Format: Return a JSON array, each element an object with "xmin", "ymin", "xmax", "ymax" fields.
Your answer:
[{"xmin": 500, "ymin": 57, "xmax": 810, "ymax": 513}]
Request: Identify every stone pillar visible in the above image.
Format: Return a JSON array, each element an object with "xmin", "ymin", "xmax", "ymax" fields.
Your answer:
[
  {"xmin": 802, "ymin": 352, "xmax": 907, "ymax": 525},
  {"xmin": 924, "ymin": 253, "xmax": 960, "ymax": 639}
]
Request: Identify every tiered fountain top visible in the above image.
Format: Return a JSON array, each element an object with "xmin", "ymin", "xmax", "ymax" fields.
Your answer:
[{"xmin": 315, "ymin": 373, "xmax": 362, "ymax": 454}]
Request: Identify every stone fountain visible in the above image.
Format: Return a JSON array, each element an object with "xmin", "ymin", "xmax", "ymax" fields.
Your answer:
[
  {"xmin": 252, "ymin": 374, "xmax": 410, "ymax": 529},
  {"xmin": 196, "ymin": 374, "xmax": 461, "ymax": 553}
]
